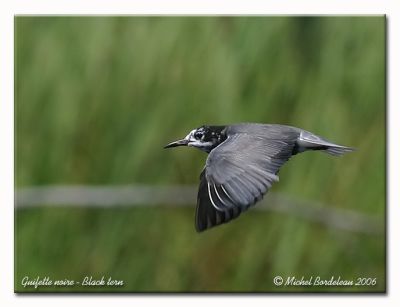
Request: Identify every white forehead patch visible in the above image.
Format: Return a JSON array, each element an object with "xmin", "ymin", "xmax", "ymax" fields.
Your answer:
[{"xmin": 184, "ymin": 129, "xmax": 197, "ymax": 141}]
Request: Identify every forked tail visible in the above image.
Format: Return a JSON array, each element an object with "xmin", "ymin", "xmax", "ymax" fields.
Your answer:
[
  {"xmin": 323, "ymin": 145, "xmax": 355, "ymax": 156},
  {"xmin": 297, "ymin": 130, "xmax": 355, "ymax": 156}
]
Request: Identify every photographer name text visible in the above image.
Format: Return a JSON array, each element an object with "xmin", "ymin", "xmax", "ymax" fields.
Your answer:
[{"xmin": 273, "ymin": 275, "xmax": 377, "ymax": 287}]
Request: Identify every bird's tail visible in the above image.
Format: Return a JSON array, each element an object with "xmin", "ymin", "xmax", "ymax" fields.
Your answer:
[
  {"xmin": 323, "ymin": 145, "xmax": 355, "ymax": 156},
  {"xmin": 297, "ymin": 130, "xmax": 355, "ymax": 157}
]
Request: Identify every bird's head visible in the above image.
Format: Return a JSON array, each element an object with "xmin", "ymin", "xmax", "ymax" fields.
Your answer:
[{"xmin": 164, "ymin": 125, "xmax": 226, "ymax": 153}]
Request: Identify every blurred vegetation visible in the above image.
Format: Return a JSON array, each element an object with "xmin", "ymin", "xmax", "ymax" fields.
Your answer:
[{"xmin": 15, "ymin": 16, "xmax": 385, "ymax": 292}]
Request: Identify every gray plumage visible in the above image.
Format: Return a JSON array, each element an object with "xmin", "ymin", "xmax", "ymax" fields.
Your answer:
[{"xmin": 165, "ymin": 123, "xmax": 354, "ymax": 232}]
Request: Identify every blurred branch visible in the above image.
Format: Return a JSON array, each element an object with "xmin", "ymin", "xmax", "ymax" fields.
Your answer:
[{"xmin": 15, "ymin": 185, "xmax": 383, "ymax": 236}]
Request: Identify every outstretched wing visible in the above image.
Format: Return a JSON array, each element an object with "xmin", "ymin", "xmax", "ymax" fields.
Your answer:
[
  {"xmin": 195, "ymin": 169, "xmax": 243, "ymax": 232},
  {"xmin": 195, "ymin": 131, "xmax": 297, "ymax": 232}
]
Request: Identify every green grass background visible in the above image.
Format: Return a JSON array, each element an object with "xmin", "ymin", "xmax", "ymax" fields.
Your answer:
[{"xmin": 15, "ymin": 16, "xmax": 385, "ymax": 292}]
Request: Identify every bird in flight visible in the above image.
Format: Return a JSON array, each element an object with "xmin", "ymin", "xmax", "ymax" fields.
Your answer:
[{"xmin": 164, "ymin": 123, "xmax": 354, "ymax": 232}]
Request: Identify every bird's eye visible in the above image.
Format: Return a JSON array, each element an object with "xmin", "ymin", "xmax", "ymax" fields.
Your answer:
[{"xmin": 194, "ymin": 131, "xmax": 203, "ymax": 139}]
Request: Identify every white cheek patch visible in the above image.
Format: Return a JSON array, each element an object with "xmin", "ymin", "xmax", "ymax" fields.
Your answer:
[{"xmin": 187, "ymin": 140, "xmax": 213, "ymax": 148}]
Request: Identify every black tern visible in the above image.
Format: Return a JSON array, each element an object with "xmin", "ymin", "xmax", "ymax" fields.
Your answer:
[{"xmin": 164, "ymin": 123, "xmax": 354, "ymax": 232}]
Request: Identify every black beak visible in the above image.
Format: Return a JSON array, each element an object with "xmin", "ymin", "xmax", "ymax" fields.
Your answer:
[{"xmin": 164, "ymin": 138, "xmax": 189, "ymax": 149}]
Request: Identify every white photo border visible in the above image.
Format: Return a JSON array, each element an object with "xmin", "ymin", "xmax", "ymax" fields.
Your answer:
[{"xmin": 1, "ymin": 1, "xmax": 398, "ymax": 306}]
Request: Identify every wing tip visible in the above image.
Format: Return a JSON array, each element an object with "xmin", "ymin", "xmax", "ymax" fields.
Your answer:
[{"xmin": 195, "ymin": 220, "xmax": 207, "ymax": 233}]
